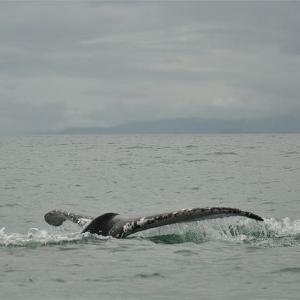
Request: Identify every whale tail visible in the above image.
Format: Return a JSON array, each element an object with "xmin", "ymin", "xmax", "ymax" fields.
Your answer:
[{"xmin": 44, "ymin": 207, "xmax": 263, "ymax": 238}]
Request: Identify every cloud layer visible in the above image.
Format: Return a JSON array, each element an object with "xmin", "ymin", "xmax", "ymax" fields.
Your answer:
[{"xmin": 0, "ymin": 1, "xmax": 300, "ymax": 133}]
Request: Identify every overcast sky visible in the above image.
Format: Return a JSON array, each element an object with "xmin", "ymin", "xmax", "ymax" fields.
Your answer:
[{"xmin": 0, "ymin": 1, "xmax": 300, "ymax": 133}]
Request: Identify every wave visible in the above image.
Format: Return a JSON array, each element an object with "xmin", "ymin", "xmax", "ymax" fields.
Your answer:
[{"xmin": 0, "ymin": 218, "xmax": 299, "ymax": 247}]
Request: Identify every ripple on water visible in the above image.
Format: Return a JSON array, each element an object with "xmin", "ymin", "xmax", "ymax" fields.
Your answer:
[
  {"xmin": 185, "ymin": 159, "xmax": 208, "ymax": 163},
  {"xmin": 0, "ymin": 203, "xmax": 21, "ymax": 208},
  {"xmin": 51, "ymin": 278, "xmax": 66, "ymax": 283},
  {"xmin": 273, "ymin": 267, "xmax": 300, "ymax": 273},
  {"xmin": 58, "ymin": 246, "xmax": 81, "ymax": 251},
  {"xmin": 211, "ymin": 151, "xmax": 238, "ymax": 155},
  {"xmin": 135, "ymin": 272, "xmax": 165, "ymax": 279},
  {"xmin": 174, "ymin": 249, "xmax": 198, "ymax": 256}
]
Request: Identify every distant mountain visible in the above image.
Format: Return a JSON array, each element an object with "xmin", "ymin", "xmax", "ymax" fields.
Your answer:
[{"xmin": 58, "ymin": 117, "xmax": 300, "ymax": 134}]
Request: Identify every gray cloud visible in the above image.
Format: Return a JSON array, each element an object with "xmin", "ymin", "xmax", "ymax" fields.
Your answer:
[
  {"xmin": 0, "ymin": 1, "xmax": 299, "ymax": 133},
  {"xmin": 0, "ymin": 98, "xmax": 66, "ymax": 134}
]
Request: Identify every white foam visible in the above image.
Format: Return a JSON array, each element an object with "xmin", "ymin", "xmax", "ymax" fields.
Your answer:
[
  {"xmin": 263, "ymin": 217, "xmax": 300, "ymax": 235},
  {"xmin": 0, "ymin": 227, "xmax": 82, "ymax": 247}
]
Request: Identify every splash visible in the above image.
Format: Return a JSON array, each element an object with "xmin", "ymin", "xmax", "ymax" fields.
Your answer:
[
  {"xmin": 0, "ymin": 227, "xmax": 84, "ymax": 247},
  {"xmin": 0, "ymin": 227, "xmax": 113, "ymax": 247},
  {"xmin": 133, "ymin": 217, "xmax": 300, "ymax": 246}
]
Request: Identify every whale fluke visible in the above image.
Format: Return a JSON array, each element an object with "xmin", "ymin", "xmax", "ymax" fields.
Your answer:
[{"xmin": 44, "ymin": 207, "xmax": 263, "ymax": 238}]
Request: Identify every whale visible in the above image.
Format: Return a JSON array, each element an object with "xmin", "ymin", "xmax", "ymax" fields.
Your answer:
[{"xmin": 44, "ymin": 207, "xmax": 264, "ymax": 238}]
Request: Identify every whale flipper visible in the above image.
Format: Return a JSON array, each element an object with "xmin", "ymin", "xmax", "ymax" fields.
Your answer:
[
  {"xmin": 44, "ymin": 207, "xmax": 263, "ymax": 238},
  {"xmin": 44, "ymin": 209, "xmax": 93, "ymax": 227}
]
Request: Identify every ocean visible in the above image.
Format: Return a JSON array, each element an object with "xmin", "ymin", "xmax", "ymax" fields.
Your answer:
[{"xmin": 0, "ymin": 134, "xmax": 299, "ymax": 299}]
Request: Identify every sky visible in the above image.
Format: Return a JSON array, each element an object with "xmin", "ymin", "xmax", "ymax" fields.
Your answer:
[{"xmin": 0, "ymin": 1, "xmax": 300, "ymax": 134}]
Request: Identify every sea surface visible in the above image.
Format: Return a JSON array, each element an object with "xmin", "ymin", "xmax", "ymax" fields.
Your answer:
[{"xmin": 0, "ymin": 134, "xmax": 299, "ymax": 300}]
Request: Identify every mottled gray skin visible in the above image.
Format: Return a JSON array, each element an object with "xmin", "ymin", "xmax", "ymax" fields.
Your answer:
[{"xmin": 45, "ymin": 207, "xmax": 263, "ymax": 239}]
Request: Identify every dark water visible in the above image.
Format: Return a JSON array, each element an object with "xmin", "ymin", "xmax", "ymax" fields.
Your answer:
[{"xmin": 0, "ymin": 134, "xmax": 299, "ymax": 299}]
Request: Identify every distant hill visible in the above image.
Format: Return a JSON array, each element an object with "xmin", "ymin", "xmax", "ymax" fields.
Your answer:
[{"xmin": 58, "ymin": 117, "xmax": 300, "ymax": 134}]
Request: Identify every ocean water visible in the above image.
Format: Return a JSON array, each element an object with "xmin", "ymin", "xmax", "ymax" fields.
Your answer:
[{"xmin": 0, "ymin": 134, "xmax": 299, "ymax": 300}]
